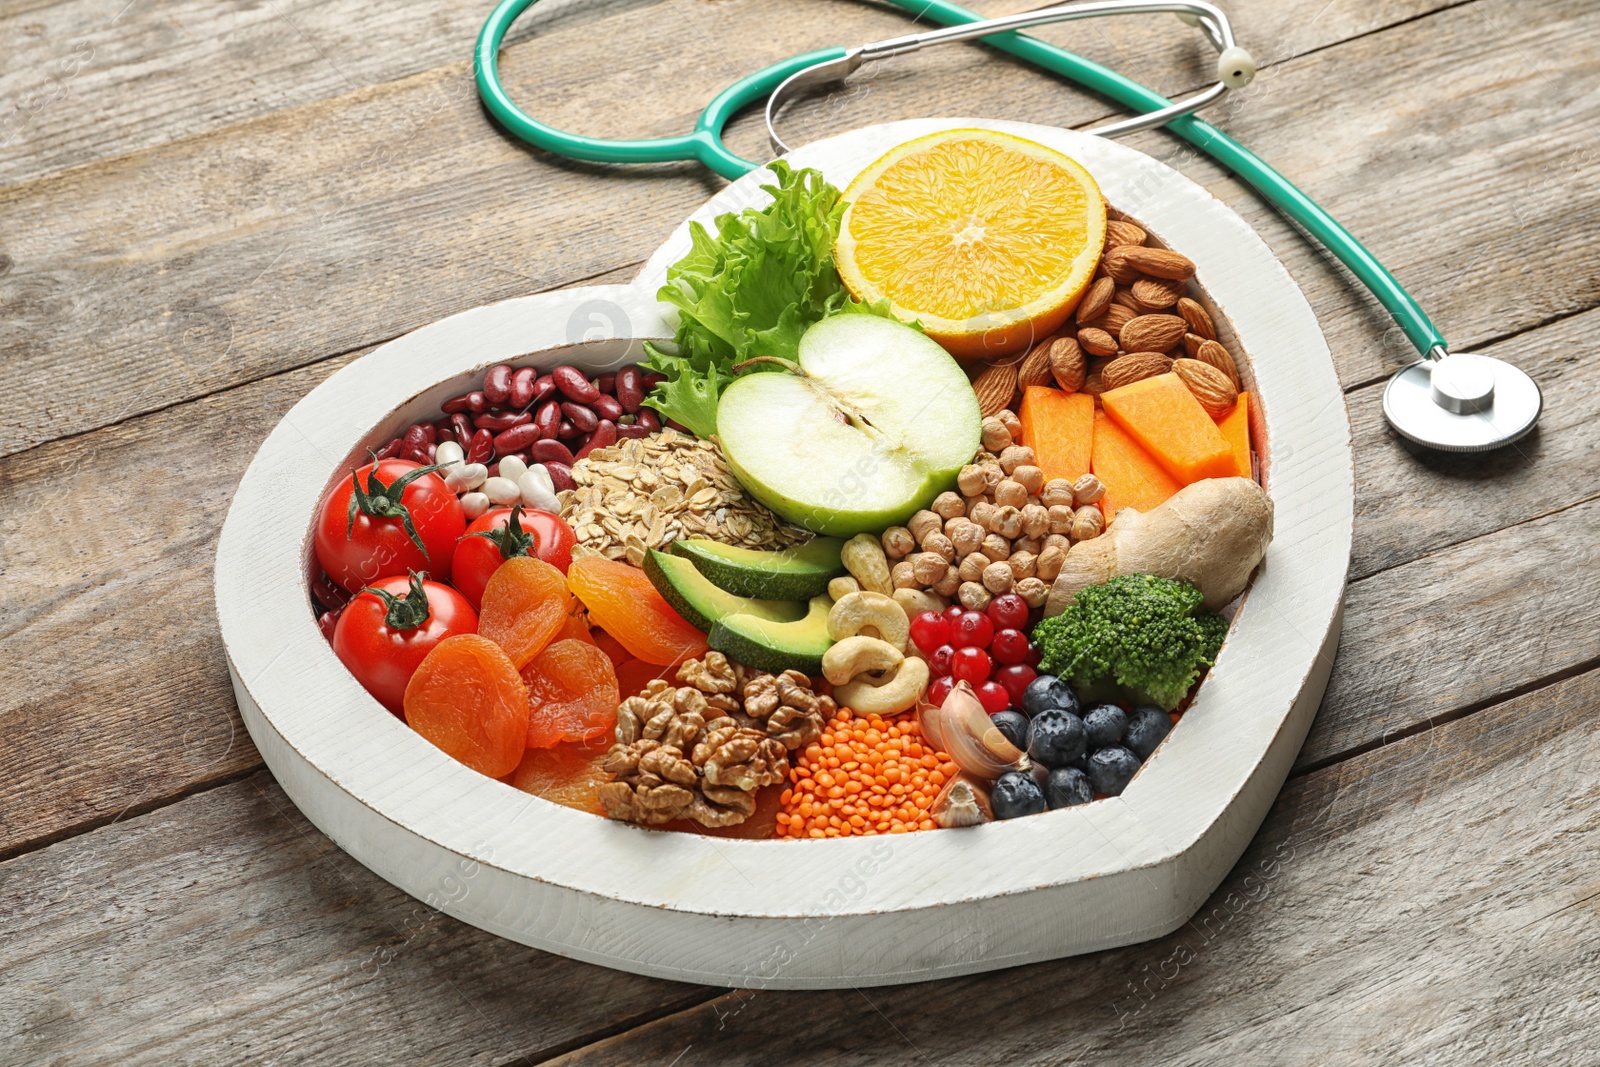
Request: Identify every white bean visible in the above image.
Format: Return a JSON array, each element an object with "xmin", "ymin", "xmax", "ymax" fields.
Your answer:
[
  {"xmin": 434, "ymin": 440, "xmax": 465, "ymax": 467},
  {"xmin": 497, "ymin": 455, "xmax": 528, "ymax": 483},
  {"xmin": 459, "ymin": 492, "xmax": 492, "ymax": 520},
  {"xmin": 517, "ymin": 471, "xmax": 560, "ymax": 513},
  {"xmin": 482, "ymin": 476, "xmax": 521, "ymax": 505},
  {"xmin": 444, "ymin": 462, "xmax": 487, "ymax": 493},
  {"xmin": 524, "ymin": 462, "xmax": 555, "ymax": 495}
]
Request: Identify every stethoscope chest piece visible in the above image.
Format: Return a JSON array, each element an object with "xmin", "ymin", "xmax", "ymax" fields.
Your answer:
[{"xmin": 1382, "ymin": 352, "xmax": 1542, "ymax": 452}]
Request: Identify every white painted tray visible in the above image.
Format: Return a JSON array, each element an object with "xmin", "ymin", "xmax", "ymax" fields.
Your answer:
[{"xmin": 215, "ymin": 119, "xmax": 1352, "ymax": 989}]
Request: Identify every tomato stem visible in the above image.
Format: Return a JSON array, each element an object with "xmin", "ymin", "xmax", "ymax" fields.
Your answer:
[
  {"xmin": 362, "ymin": 571, "xmax": 433, "ymax": 632},
  {"xmin": 466, "ymin": 503, "xmax": 539, "ymax": 561},
  {"xmin": 345, "ymin": 451, "xmax": 448, "ymax": 558}
]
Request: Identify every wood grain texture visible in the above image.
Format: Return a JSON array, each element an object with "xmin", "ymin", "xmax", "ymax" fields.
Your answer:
[
  {"xmin": 0, "ymin": 771, "xmax": 715, "ymax": 1067},
  {"xmin": 542, "ymin": 667, "xmax": 1600, "ymax": 1066},
  {"xmin": 0, "ymin": 0, "xmax": 1529, "ymax": 458},
  {"xmin": 7, "ymin": 668, "xmax": 1593, "ymax": 1065}
]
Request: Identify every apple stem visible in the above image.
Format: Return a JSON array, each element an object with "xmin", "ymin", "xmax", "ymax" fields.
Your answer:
[{"xmin": 730, "ymin": 356, "xmax": 805, "ymax": 377}]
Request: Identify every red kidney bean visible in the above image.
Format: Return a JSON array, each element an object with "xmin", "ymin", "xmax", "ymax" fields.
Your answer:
[
  {"xmin": 374, "ymin": 436, "xmax": 405, "ymax": 461},
  {"xmin": 531, "ymin": 439, "xmax": 575, "ymax": 466},
  {"xmin": 534, "ymin": 399, "xmax": 563, "ymax": 439},
  {"xmin": 577, "ymin": 420, "xmax": 618, "ymax": 460},
  {"xmin": 510, "ymin": 367, "xmax": 537, "ymax": 408},
  {"xmin": 552, "ymin": 365, "xmax": 601, "ymax": 404},
  {"xmin": 595, "ymin": 372, "xmax": 617, "ymax": 393},
  {"xmin": 494, "ymin": 422, "xmax": 540, "ymax": 454},
  {"xmin": 475, "ymin": 409, "xmax": 532, "ymax": 432},
  {"xmin": 450, "ymin": 412, "xmax": 474, "ymax": 443},
  {"xmin": 312, "ymin": 569, "xmax": 352, "ymax": 612},
  {"xmin": 467, "ymin": 428, "xmax": 494, "ymax": 464},
  {"xmin": 666, "ymin": 419, "xmax": 690, "ymax": 433},
  {"xmin": 561, "ymin": 401, "xmax": 598, "ymax": 433},
  {"xmin": 642, "ymin": 371, "xmax": 667, "ymax": 390},
  {"xmin": 532, "ymin": 373, "xmax": 557, "ymax": 404},
  {"xmin": 543, "ymin": 461, "xmax": 574, "ymax": 492},
  {"xmin": 402, "ymin": 443, "xmax": 430, "ymax": 464},
  {"xmin": 318, "ymin": 608, "xmax": 341, "ymax": 644},
  {"xmin": 615, "ymin": 366, "xmax": 644, "ymax": 413},
  {"xmin": 426, "ymin": 443, "xmax": 437, "ymax": 462},
  {"xmin": 422, "ymin": 423, "xmax": 438, "ymax": 446},
  {"xmin": 403, "ymin": 424, "xmax": 429, "ymax": 450},
  {"xmin": 468, "ymin": 391, "xmax": 488, "ymax": 413},
  {"xmin": 593, "ymin": 394, "xmax": 623, "ymax": 422},
  {"xmin": 637, "ymin": 409, "xmax": 661, "ymax": 432},
  {"xmin": 442, "ymin": 393, "xmax": 476, "ymax": 415},
  {"xmin": 435, "ymin": 428, "xmax": 455, "ymax": 444},
  {"xmin": 616, "ymin": 423, "xmax": 651, "ymax": 440},
  {"xmin": 558, "ymin": 419, "xmax": 580, "ymax": 440},
  {"xmin": 483, "ymin": 364, "xmax": 513, "ymax": 405}
]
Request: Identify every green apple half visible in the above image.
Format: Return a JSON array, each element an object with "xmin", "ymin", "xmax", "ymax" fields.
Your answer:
[{"xmin": 716, "ymin": 314, "xmax": 982, "ymax": 537}]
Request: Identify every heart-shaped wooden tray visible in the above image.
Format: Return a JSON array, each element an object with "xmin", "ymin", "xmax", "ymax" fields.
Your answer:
[{"xmin": 215, "ymin": 119, "xmax": 1351, "ymax": 989}]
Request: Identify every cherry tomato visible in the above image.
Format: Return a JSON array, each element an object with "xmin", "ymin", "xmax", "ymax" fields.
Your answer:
[
  {"xmin": 453, "ymin": 505, "xmax": 579, "ymax": 609},
  {"xmin": 315, "ymin": 458, "xmax": 464, "ymax": 592},
  {"xmin": 332, "ymin": 572, "xmax": 478, "ymax": 714},
  {"xmin": 950, "ymin": 646, "xmax": 992, "ymax": 684},
  {"xmin": 909, "ymin": 611, "xmax": 952, "ymax": 653}
]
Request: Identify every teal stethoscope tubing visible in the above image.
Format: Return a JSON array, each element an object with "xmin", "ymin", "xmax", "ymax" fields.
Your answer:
[{"xmin": 474, "ymin": 0, "xmax": 1448, "ymax": 358}]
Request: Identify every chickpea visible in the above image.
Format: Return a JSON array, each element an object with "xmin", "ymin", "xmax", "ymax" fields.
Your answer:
[
  {"xmin": 957, "ymin": 464, "xmax": 989, "ymax": 497},
  {"xmin": 981, "ymin": 533, "xmax": 1012, "ymax": 562},
  {"xmin": 982, "ymin": 561, "xmax": 1016, "ymax": 593},
  {"xmin": 1008, "ymin": 551, "xmax": 1038, "ymax": 581},
  {"xmin": 1071, "ymin": 505, "xmax": 1105, "ymax": 541},
  {"xmin": 950, "ymin": 519, "xmax": 985, "ymax": 558},
  {"xmin": 881, "ymin": 526, "xmax": 915, "ymax": 559},
  {"xmin": 1012, "ymin": 464, "xmax": 1045, "ymax": 497},
  {"xmin": 979, "ymin": 416, "xmax": 1013, "ymax": 454},
  {"xmin": 908, "ymin": 510, "xmax": 942, "ymax": 545},
  {"xmin": 1015, "ymin": 576, "xmax": 1049, "ymax": 609},
  {"xmin": 922, "ymin": 531, "xmax": 956, "ymax": 563},
  {"xmin": 1013, "ymin": 534, "xmax": 1042, "ymax": 556},
  {"xmin": 1048, "ymin": 503, "xmax": 1076, "ymax": 535},
  {"xmin": 962, "ymin": 495, "xmax": 989, "ymax": 515},
  {"xmin": 932, "ymin": 565, "xmax": 961, "ymax": 598},
  {"xmin": 968, "ymin": 501, "xmax": 998, "ymax": 531},
  {"xmin": 1044, "ymin": 533, "xmax": 1070, "ymax": 554},
  {"xmin": 1036, "ymin": 543, "xmax": 1066, "ymax": 582},
  {"xmin": 1039, "ymin": 478, "xmax": 1076, "ymax": 508},
  {"xmin": 980, "ymin": 463, "xmax": 1006, "ymax": 492},
  {"xmin": 996, "ymin": 408, "xmax": 1023, "ymax": 440},
  {"xmin": 993, "ymin": 479, "xmax": 1028, "ymax": 509},
  {"xmin": 1020, "ymin": 502, "xmax": 1050, "ymax": 539},
  {"xmin": 990, "ymin": 506, "xmax": 1023, "ymax": 540},
  {"xmin": 998, "ymin": 445, "xmax": 1036, "ymax": 475},
  {"xmin": 911, "ymin": 551, "xmax": 949, "ymax": 586},
  {"xmin": 958, "ymin": 581, "xmax": 993, "ymax": 611},
  {"xmin": 932, "ymin": 491, "xmax": 966, "ymax": 521},
  {"xmin": 1072, "ymin": 473, "xmax": 1106, "ymax": 505},
  {"xmin": 892, "ymin": 560, "xmax": 917, "ymax": 589},
  {"xmin": 958, "ymin": 552, "xmax": 989, "ymax": 583}
]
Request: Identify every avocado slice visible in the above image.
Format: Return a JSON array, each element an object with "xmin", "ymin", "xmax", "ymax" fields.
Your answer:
[
  {"xmin": 643, "ymin": 550, "xmax": 806, "ymax": 634},
  {"xmin": 669, "ymin": 537, "xmax": 846, "ymax": 600},
  {"xmin": 708, "ymin": 595, "xmax": 834, "ymax": 676}
]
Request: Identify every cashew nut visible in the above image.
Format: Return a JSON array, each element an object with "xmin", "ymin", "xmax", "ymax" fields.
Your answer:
[
  {"xmin": 841, "ymin": 533, "xmax": 894, "ymax": 594},
  {"xmin": 826, "ymin": 591, "xmax": 911, "ymax": 650},
  {"xmin": 821, "ymin": 636, "xmax": 903, "ymax": 686},
  {"xmin": 833, "ymin": 657, "xmax": 931, "ymax": 716}
]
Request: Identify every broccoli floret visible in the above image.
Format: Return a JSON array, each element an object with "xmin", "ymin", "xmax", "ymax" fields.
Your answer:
[{"xmin": 1031, "ymin": 574, "xmax": 1229, "ymax": 711}]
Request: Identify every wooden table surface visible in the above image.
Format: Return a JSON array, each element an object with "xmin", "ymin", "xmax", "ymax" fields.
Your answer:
[{"xmin": 3, "ymin": 0, "xmax": 1598, "ymax": 1062}]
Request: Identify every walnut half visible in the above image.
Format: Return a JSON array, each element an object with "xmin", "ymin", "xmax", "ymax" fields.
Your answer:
[{"xmin": 743, "ymin": 670, "xmax": 833, "ymax": 750}]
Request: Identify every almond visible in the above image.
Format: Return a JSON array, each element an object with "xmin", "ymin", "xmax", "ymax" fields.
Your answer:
[
  {"xmin": 1100, "ymin": 351, "xmax": 1174, "ymax": 391},
  {"xmin": 1118, "ymin": 313, "xmax": 1188, "ymax": 354},
  {"xmin": 1018, "ymin": 342, "xmax": 1054, "ymax": 389},
  {"xmin": 1096, "ymin": 303, "xmax": 1135, "ymax": 334},
  {"xmin": 1183, "ymin": 332, "xmax": 1208, "ymax": 359},
  {"xmin": 1048, "ymin": 336, "xmax": 1087, "ymax": 392},
  {"xmin": 1105, "ymin": 220, "xmax": 1148, "ymax": 247},
  {"xmin": 1121, "ymin": 246, "xmax": 1196, "ymax": 280},
  {"xmin": 1173, "ymin": 358, "xmax": 1238, "ymax": 417},
  {"xmin": 1195, "ymin": 338, "xmax": 1242, "ymax": 390},
  {"xmin": 1131, "ymin": 276, "xmax": 1185, "ymax": 309},
  {"xmin": 971, "ymin": 361, "xmax": 1019, "ymax": 418},
  {"xmin": 1111, "ymin": 287, "xmax": 1144, "ymax": 311},
  {"xmin": 1077, "ymin": 327, "xmax": 1119, "ymax": 358},
  {"xmin": 1080, "ymin": 371, "xmax": 1106, "ymax": 396},
  {"xmin": 1075, "ymin": 277, "xmax": 1115, "ymax": 324},
  {"xmin": 1176, "ymin": 296, "xmax": 1215, "ymax": 340},
  {"xmin": 1099, "ymin": 245, "xmax": 1143, "ymax": 284}
]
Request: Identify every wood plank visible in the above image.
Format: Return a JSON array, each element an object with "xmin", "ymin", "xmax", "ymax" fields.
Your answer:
[
  {"xmin": 8, "ymin": 665, "xmax": 1595, "ymax": 1064},
  {"xmin": 0, "ymin": 0, "xmax": 1548, "ymax": 458},
  {"xmin": 0, "ymin": 0, "xmax": 666, "ymax": 186},
  {"xmin": 0, "ymin": 263, "xmax": 638, "ymax": 861},
  {"xmin": 0, "ymin": 771, "xmax": 716, "ymax": 1066},
  {"xmin": 542, "ymin": 667, "xmax": 1600, "ymax": 1065},
  {"xmin": 1299, "ymin": 495, "xmax": 1600, "ymax": 769}
]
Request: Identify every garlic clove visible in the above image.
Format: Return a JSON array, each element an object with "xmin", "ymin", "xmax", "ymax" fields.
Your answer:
[
  {"xmin": 932, "ymin": 773, "xmax": 994, "ymax": 828},
  {"xmin": 919, "ymin": 681, "xmax": 1029, "ymax": 780}
]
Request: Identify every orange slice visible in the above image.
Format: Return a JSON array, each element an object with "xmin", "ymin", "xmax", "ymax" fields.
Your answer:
[{"xmin": 836, "ymin": 128, "xmax": 1107, "ymax": 359}]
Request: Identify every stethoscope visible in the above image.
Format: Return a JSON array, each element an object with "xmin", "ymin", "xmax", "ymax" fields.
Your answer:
[{"xmin": 475, "ymin": 0, "xmax": 1541, "ymax": 452}]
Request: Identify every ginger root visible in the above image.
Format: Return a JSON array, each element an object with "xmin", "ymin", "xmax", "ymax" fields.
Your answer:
[{"xmin": 1044, "ymin": 477, "xmax": 1272, "ymax": 616}]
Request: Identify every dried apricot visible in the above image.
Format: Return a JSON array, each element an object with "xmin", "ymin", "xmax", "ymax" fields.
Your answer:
[
  {"xmin": 507, "ymin": 736, "xmax": 612, "ymax": 815},
  {"xmin": 590, "ymin": 627, "xmax": 631, "ymax": 666},
  {"xmin": 522, "ymin": 639, "xmax": 620, "ymax": 748},
  {"xmin": 567, "ymin": 556, "xmax": 709, "ymax": 666},
  {"xmin": 558, "ymin": 604, "xmax": 596, "ymax": 645},
  {"xmin": 478, "ymin": 556, "xmax": 570, "ymax": 669},
  {"xmin": 614, "ymin": 657, "xmax": 678, "ymax": 700},
  {"xmin": 403, "ymin": 634, "xmax": 530, "ymax": 778}
]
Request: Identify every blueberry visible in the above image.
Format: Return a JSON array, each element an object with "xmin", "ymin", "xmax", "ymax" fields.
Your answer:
[
  {"xmin": 1046, "ymin": 767, "xmax": 1093, "ymax": 809},
  {"xmin": 1026, "ymin": 709, "xmax": 1086, "ymax": 768},
  {"xmin": 1022, "ymin": 674, "xmax": 1079, "ymax": 718},
  {"xmin": 1124, "ymin": 705, "xmax": 1173, "ymax": 759},
  {"xmin": 1087, "ymin": 745, "xmax": 1141, "ymax": 796},
  {"xmin": 1082, "ymin": 704, "xmax": 1128, "ymax": 750},
  {"xmin": 990, "ymin": 710, "xmax": 1030, "ymax": 750},
  {"xmin": 991, "ymin": 771, "xmax": 1047, "ymax": 819}
]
